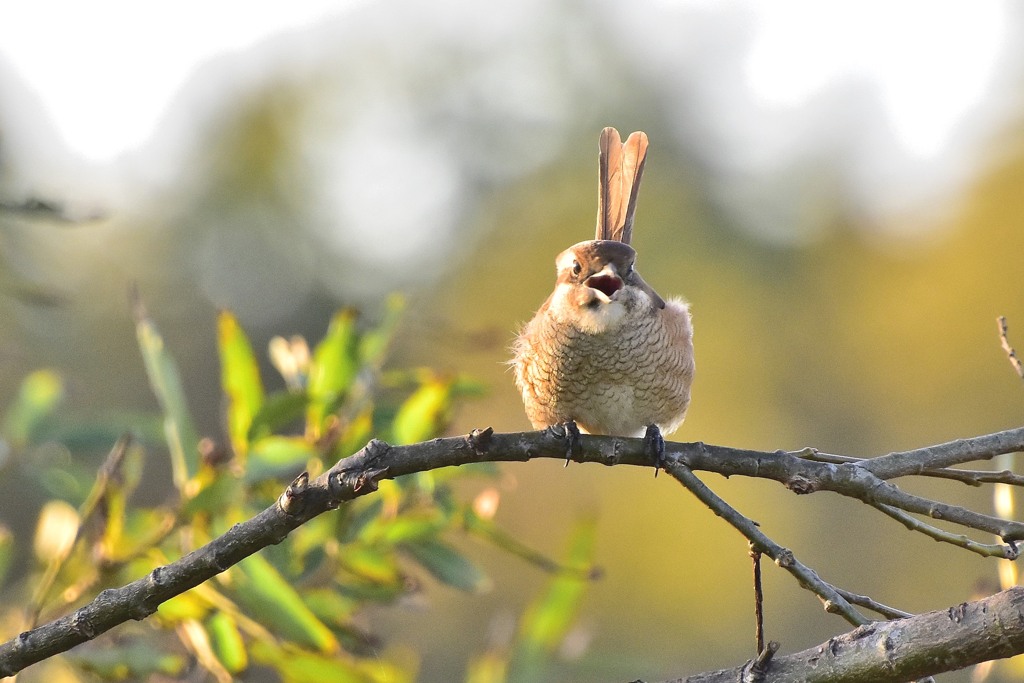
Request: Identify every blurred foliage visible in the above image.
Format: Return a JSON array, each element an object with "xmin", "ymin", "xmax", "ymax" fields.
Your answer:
[
  {"xmin": 467, "ymin": 520, "xmax": 596, "ymax": 683},
  {"xmin": 0, "ymin": 300, "xmax": 597, "ymax": 682},
  {"xmin": 3, "ymin": 18, "xmax": 1024, "ymax": 679}
]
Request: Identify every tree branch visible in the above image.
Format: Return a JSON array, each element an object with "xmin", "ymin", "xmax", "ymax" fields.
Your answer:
[
  {"xmin": 799, "ymin": 450, "xmax": 1024, "ymax": 488},
  {"xmin": 870, "ymin": 501, "xmax": 1015, "ymax": 558},
  {"xmin": 4, "ymin": 426, "xmax": 1024, "ymax": 679},
  {"xmin": 857, "ymin": 427, "xmax": 1024, "ymax": 479},
  {"xmin": 834, "ymin": 589, "xmax": 911, "ymax": 620},
  {"xmin": 686, "ymin": 435, "xmax": 1024, "ymax": 544},
  {"xmin": 655, "ymin": 586, "xmax": 1024, "ymax": 683}
]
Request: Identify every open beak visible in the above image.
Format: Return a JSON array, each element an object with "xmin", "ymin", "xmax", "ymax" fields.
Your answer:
[{"xmin": 585, "ymin": 266, "xmax": 623, "ymax": 301}]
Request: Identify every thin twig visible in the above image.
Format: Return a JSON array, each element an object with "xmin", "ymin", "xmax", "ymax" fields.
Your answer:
[
  {"xmin": 26, "ymin": 436, "xmax": 133, "ymax": 628},
  {"xmin": 750, "ymin": 544, "xmax": 765, "ymax": 654},
  {"xmin": 834, "ymin": 588, "xmax": 912, "ymax": 619},
  {"xmin": 999, "ymin": 316, "xmax": 1024, "ymax": 381},
  {"xmin": 665, "ymin": 461, "xmax": 870, "ymax": 627},
  {"xmin": 740, "ymin": 640, "xmax": 779, "ymax": 683},
  {"xmin": 994, "ymin": 317, "xmax": 1023, "ymax": 603},
  {"xmin": 870, "ymin": 502, "xmax": 1018, "ymax": 559}
]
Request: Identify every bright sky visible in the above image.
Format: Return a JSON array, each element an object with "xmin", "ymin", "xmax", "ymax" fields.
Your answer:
[
  {"xmin": 0, "ymin": 1, "xmax": 1008, "ymax": 167},
  {"xmin": 743, "ymin": 1, "xmax": 1005, "ymax": 159},
  {"xmin": 0, "ymin": 0, "xmax": 358, "ymax": 164},
  {"xmin": 0, "ymin": 0, "xmax": 1014, "ymax": 239}
]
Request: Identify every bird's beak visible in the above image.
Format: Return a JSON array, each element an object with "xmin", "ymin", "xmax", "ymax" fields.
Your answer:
[
  {"xmin": 629, "ymin": 271, "xmax": 666, "ymax": 309},
  {"xmin": 584, "ymin": 265, "xmax": 624, "ymax": 301}
]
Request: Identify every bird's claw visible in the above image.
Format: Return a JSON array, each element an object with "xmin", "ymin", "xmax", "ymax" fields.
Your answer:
[
  {"xmin": 562, "ymin": 420, "xmax": 582, "ymax": 467},
  {"xmin": 644, "ymin": 424, "xmax": 666, "ymax": 477}
]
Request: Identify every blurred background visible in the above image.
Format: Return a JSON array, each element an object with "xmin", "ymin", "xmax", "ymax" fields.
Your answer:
[{"xmin": 3, "ymin": 0, "xmax": 1024, "ymax": 680}]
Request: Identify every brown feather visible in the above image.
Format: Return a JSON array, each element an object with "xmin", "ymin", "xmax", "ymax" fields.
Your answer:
[
  {"xmin": 597, "ymin": 127, "xmax": 623, "ymax": 241},
  {"xmin": 619, "ymin": 131, "xmax": 648, "ymax": 245},
  {"xmin": 596, "ymin": 128, "xmax": 649, "ymax": 244}
]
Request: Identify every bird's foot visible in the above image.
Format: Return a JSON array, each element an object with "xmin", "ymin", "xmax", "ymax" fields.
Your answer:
[
  {"xmin": 562, "ymin": 420, "xmax": 582, "ymax": 467},
  {"xmin": 644, "ymin": 424, "xmax": 666, "ymax": 477}
]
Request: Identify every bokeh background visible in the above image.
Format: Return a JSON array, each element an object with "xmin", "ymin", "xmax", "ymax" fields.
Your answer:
[{"xmin": 3, "ymin": 1, "xmax": 1024, "ymax": 681}]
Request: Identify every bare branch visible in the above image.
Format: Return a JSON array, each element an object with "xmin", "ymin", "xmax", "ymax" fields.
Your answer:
[
  {"xmin": 857, "ymin": 426, "xmax": 1024, "ymax": 479},
  {"xmin": 656, "ymin": 587, "xmax": 1024, "ymax": 683},
  {"xmin": 870, "ymin": 502, "xmax": 1018, "ymax": 559},
  {"xmin": 4, "ymin": 427, "xmax": 1024, "ymax": 678},
  {"xmin": 799, "ymin": 450, "xmax": 1024, "ymax": 488},
  {"xmin": 685, "ymin": 442, "xmax": 1024, "ymax": 543},
  {"xmin": 834, "ymin": 589, "xmax": 912, "ymax": 620}
]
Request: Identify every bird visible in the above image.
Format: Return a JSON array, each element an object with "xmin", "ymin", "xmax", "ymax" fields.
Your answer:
[{"xmin": 511, "ymin": 127, "xmax": 694, "ymax": 469}]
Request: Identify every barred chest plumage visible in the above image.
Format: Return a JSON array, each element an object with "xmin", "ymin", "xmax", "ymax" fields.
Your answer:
[{"xmin": 513, "ymin": 293, "xmax": 693, "ymax": 437}]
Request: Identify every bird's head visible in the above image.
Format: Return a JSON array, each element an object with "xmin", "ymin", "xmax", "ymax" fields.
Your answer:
[{"xmin": 547, "ymin": 239, "xmax": 665, "ymax": 333}]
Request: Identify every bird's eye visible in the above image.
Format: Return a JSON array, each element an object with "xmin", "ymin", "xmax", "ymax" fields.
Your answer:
[
  {"xmin": 627, "ymin": 262, "xmax": 635, "ymax": 274},
  {"xmin": 572, "ymin": 260, "xmax": 582, "ymax": 276}
]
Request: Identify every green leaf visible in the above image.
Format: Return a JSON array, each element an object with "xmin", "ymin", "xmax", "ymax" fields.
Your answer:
[
  {"xmin": 48, "ymin": 412, "xmax": 164, "ymax": 453},
  {"xmin": 358, "ymin": 293, "xmax": 405, "ymax": 369},
  {"xmin": 302, "ymin": 588, "xmax": 359, "ymax": 627},
  {"xmin": 450, "ymin": 374, "xmax": 489, "ymax": 398},
  {"xmin": 2, "ymin": 369, "xmax": 63, "ymax": 447},
  {"xmin": 207, "ymin": 611, "xmax": 248, "ymax": 673},
  {"xmin": 250, "ymin": 640, "xmax": 399, "ymax": 683},
  {"xmin": 465, "ymin": 511, "xmax": 583, "ymax": 577},
  {"xmin": 234, "ymin": 553, "xmax": 339, "ymax": 653},
  {"xmin": 370, "ymin": 511, "xmax": 448, "ymax": 545},
  {"xmin": 248, "ymin": 390, "xmax": 310, "ymax": 438},
  {"xmin": 181, "ymin": 471, "xmax": 243, "ymax": 518},
  {"xmin": 69, "ymin": 641, "xmax": 186, "ymax": 679},
  {"xmin": 302, "ymin": 587, "xmax": 391, "ymax": 656},
  {"xmin": 218, "ymin": 310, "xmax": 264, "ymax": 459},
  {"xmin": 134, "ymin": 301, "xmax": 199, "ymax": 489},
  {"xmin": 335, "ymin": 578, "xmax": 406, "ymax": 604},
  {"xmin": 246, "ymin": 435, "xmax": 316, "ymax": 482},
  {"xmin": 401, "ymin": 538, "xmax": 491, "ymax": 593},
  {"xmin": 350, "ymin": 653, "xmax": 415, "ymax": 683},
  {"xmin": 510, "ymin": 520, "xmax": 597, "ymax": 681},
  {"xmin": 307, "ymin": 309, "xmax": 359, "ymax": 437},
  {"xmin": 390, "ymin": 378, "xmax": 452, "ymax": 445},
  {"xmin": 76, "ymin": 435, "xmax": 141, "ymax": 560},
  {"xmin": 0, "ymin": 525, "xmax": 13, "ymax": 588},
  {"xmin": 337, "ymin": 544, "xmax": 401, "ymax": 585},
  {"xmin": 337, "ymin": 498, "xmax": 384, "ymax": 544},
  {"xmin": 157, "ymin": 591, "xmax": 210, "ymax": 622},
  {"xmin": 287, "ymin": 515, "xmax": 337, "ymax": 562},
  {"xmin": 39, "ymin": 465, "xmax": 90, "ymax": 503},
  {"xmin": 466, "ymin": 651, "xmax": 509, "ymax": 683},
  {"xmin": 334, "ymin": 406, "xmax": 374, "ymax": 460}
]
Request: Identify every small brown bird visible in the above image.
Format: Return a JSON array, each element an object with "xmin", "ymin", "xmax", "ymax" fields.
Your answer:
[{"xmin": 512, "ymin": 127, "xmax": 694, "ymax": 463}]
